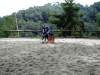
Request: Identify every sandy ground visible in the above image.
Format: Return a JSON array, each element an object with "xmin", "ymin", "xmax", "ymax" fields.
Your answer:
[
  {"xmin": 0, "ymin": 38, "xmax": 100, "ymax": 46},
  {"xmin": 0, "ymin": 38, "xmax": 100, "ymax": 75}
]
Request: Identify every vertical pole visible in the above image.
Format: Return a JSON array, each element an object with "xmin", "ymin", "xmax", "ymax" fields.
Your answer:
[{"xmin": 15, "ymin": 13, "xmax": 19, "ymax": 37}]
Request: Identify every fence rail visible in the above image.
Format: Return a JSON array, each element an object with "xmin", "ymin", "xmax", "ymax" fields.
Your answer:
[
  {"xmin": 5, "ymin": 30, "xmax": 100, "ymax": 38},
  {"xmin": 6, "ymin": 30, "xmax": 100, "ymax": 32}
]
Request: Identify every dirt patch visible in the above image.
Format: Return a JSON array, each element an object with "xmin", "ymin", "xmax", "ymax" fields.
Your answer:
[{"xmin": 0, "ymin": 39, "xmax": 100, "ymax": 75}]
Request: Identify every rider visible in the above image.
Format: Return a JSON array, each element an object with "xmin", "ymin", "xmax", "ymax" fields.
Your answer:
[{"xmin": 41, "ymin": 25, "xmax": 49, "ymax": 43}]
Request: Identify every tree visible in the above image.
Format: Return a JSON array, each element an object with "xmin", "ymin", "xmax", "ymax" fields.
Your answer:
[
  {"xmin": 49, "ymin": 0, "xmax": 85, "ymax": 37},
  {"xmin": 0, "ymin": 15, "xmax": 16, "ymax": 37},
  {"xmin": 96, "ymin": 13, "xmax": 100, "ymax": 30}
]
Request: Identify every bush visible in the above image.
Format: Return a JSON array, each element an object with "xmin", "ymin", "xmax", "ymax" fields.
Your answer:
[
  {"xmin": 0, "ymin": 30, "xmax": 9, "ymax": 37},
  {"xmin": 72, "ymin": 32, "xmax": 81, "ymax": 38}
]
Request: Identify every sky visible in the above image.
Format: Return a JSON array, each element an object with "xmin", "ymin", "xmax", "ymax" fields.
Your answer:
[{"xmin": 0, "ymin": 0, "xmax": 100, "ymax": 17}]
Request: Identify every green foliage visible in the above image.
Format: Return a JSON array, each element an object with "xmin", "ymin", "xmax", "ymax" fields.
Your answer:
[
  {"xmin": 71, "ymin": 32, "xmax": 81, "ymax": 37},
  {"xmin": 0, "ymin": 1, "xmax": 100, "ymax": 37},
  {"xmin": 96, "ymin": 13, "xmax": 100, "ymax": 30},
  {"xmin": 0, "ymin": 15, "xmax": 16, "ymax": 37},
  {"xmin": 0, "ymin": 28, "xmax": 9, "ymax": 37},
  {"xmin": 49, "ymin": 0, "xmax": 85, "ymax": 37}
]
